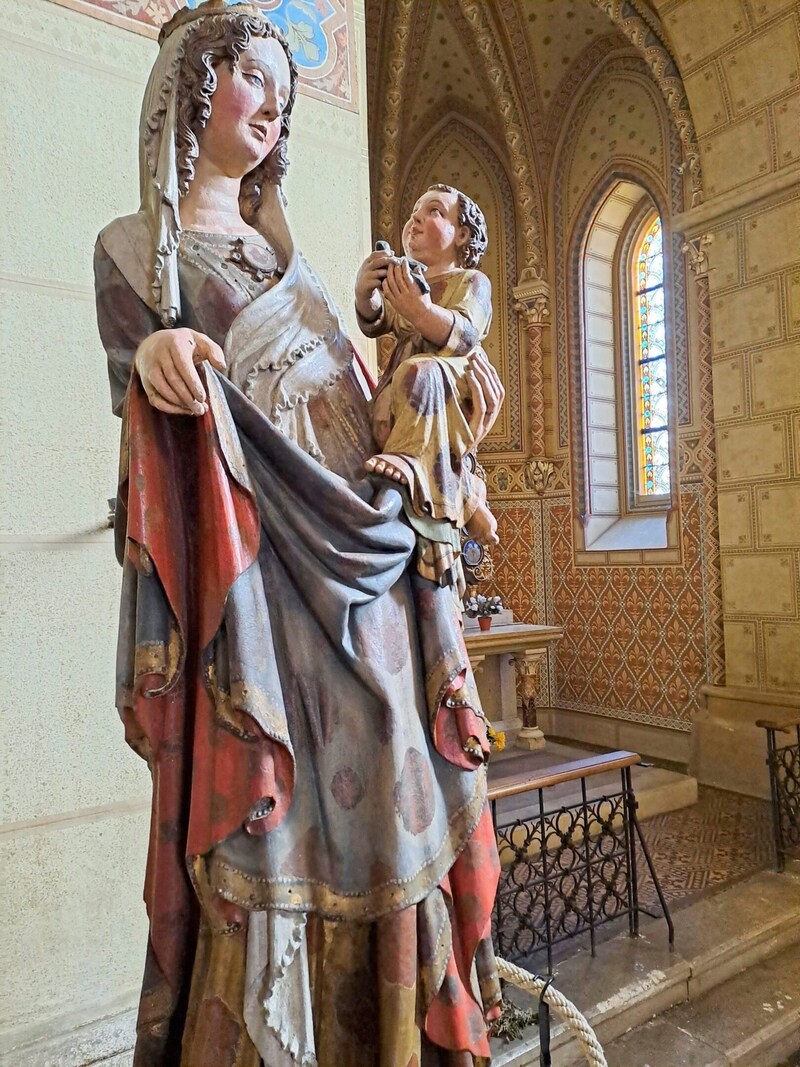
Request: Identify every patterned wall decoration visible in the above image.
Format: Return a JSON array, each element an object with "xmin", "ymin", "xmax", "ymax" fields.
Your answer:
[
  {"xmin": 542, "ymin": 34, "xmax": 625, "ymax": 166},
  {"xmin": 453, "ymin": 0, "xmax": 544, "ymax": 274},
  {"xmin": 47, "ymin": 0, "xmax": 358, "ymax": 110},
  {"xmin": 704, "ymin": 186, "xmax": 800, "ymax": 694},
  {"xmin": 528, "ymin": 45, "xmax": 722, "ymax": 729},
  {"xmin": 491, "ymin": 497, "xmax": 554, "ymax": 713},
  {"xmin": 493, "ymin": 502, "xmax": 546, "ymax": 628},
  {"xmin": 543, "ymin": 487, "xmax": 709, "ymax": 730},
  {"xmin": 664, "ymin": 0, "xmax": 800, "ymax": 699},
  {"xmin": 589, "ymin": 0, "xmax": 704, "ymax": 205},
  {"xmin": 401, "ymin": 4, "xmax": 495, "ymax": 138},
  {"xmin": 563, "ymin": 75, "xmax": 669, "ymax": 223}
]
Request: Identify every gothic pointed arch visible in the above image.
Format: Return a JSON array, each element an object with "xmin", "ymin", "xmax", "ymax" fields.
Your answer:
[
  {"xmin": 552, "ymin": 54, "xmax": 690, "ymax": 453},
  {"xmin": 453, "ymin": 0, "xmax": 545, "ymax": 274},
  {"xmin": 589, "ymin": 0, "xmax": 704, "ymax": 204},
  {"xmin": 367, "ymin": 0, "xmax": 545, "ymax": 279}
]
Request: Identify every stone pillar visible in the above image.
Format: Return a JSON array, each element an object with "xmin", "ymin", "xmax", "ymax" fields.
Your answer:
[
  {"xmin": 512, "ymin": 648, "xmax": 548, "ymax": 750},
  {"xmin": 682, "ymin": 234, "xmax": 725, "ymax": 686},
  {"xmin": 513, "ymin": 274, "xmax": 555, "ymax": 495}
]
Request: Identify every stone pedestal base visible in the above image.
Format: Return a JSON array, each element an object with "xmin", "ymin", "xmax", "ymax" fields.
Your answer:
[{"xmin": 516, "ymin": 726, "xmax": 546, "ymax": 751}]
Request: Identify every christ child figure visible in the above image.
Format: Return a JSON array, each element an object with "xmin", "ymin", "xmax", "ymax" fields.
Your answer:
[{"xmin": 355, "ymin": 183, "xmax": 498, "ymax": 553}]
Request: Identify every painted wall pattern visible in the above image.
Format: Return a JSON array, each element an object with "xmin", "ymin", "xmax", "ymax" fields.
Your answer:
[
  {"xmin": 545, "ymin": 488, "xmax": 708, "ymax": 730},
  {"xmin": 708, "ymin": 187, "xmax": 800, "ymax": 693},
  {"xmin": 47, "ymin": 0, "xmax": 357, "ymax": 109},
  {"xmin": 366, "ymin": 0, "xmax": 731, "ymax": 733}
]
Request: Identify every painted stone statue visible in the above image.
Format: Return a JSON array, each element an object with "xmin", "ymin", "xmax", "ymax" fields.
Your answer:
[
  {"xmin": 93, "ymin": 2, "xmax": 505, "ymax": 1064},
  {"xmin": 356, "ymin": 185, "xmax": 499, "ymax": 596}
]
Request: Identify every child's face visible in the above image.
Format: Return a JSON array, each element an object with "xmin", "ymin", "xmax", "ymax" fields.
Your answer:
[{"xmin": 402, "ymin": 189, "xmax": 468, "ymax": 268}]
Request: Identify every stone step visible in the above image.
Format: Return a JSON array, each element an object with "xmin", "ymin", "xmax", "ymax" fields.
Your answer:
[
  {"xmin": 491, "ymin": 869, "xmax": 800, "ymax": 1067},
  {"xmin": 489, "ymin": 741, "xmax": 698, "ymax": 826},
  {"xmin": 602, "ymin": 941, "xmax": 800, "ymax": 1067}
]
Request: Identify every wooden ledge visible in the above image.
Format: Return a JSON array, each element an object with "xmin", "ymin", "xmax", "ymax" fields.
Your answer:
[
  {"xmin": 755, "ymin": 717, "xmax": 800, "ymax": 733},
  {"xmin": 488, "ymin": 750, "xmax": 641, "ymax": 802},
  {"xmin": 464, "ymin": 622, "xmax": 563, "ymax": 657},
  {"xmin": 700, "ymin": 684, "xmax": 800, "ymax": 710}
]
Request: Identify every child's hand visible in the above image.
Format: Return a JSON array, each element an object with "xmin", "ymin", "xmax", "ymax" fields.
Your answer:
[
  {"xmin": 355, "ymin": 248, "xmax": 394, "ymax": 320},
  {"xmin": 467, "ymin": 352, "xmax": 505, "ymax": 444},
  {"xmin": 383, "ymin": 258, "xmax": 431, "ymax": 324},
  {"xmin": 465, "ymin": 501, "xmax": 499, "ymax": 546}
]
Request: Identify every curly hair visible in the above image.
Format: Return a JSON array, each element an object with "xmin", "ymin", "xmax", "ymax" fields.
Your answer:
[
  {"xmin": 166, "ymin": 12, "xmax": 298, "ymax": 216},
  {"xmin": 428, "ymin": 183, "xmax": 488, "ymax": 269}
]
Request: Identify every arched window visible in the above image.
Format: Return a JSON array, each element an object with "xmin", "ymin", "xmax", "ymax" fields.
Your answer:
[
  {"xmin": 576, "ymin": 182, "xmax": 677, "ymax": 554},
  {"xmin": 631, "ymin": 213, "xmax": 670, "ymax": 500}
]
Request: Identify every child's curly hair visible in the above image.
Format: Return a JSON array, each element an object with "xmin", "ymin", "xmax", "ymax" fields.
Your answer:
[{"xmin": 428, "ymin": 183, "xmax": 488, "ymax": 268}]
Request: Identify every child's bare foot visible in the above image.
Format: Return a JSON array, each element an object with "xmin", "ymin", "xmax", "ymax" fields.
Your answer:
[
  {"xmin": 365, "ymin": 453, "xmax": 414, "ymax": 486},
  {"xmin": 465, "ymin": 501, "xmax": 499, "ymax": 546}
]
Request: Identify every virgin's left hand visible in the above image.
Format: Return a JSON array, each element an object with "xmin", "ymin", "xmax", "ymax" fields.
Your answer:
[
  {"xmin": 383, "ymin": 258, "xmax": 429, "ymax": 322},
  {"xmin": 467, "ymin": 351, "xmax": 505, "ymax": 444}
]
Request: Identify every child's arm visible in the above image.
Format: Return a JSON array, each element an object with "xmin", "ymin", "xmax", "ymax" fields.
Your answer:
[
  {"xmin": 382, "ymin": 259, "xmax": 452, "ymax": 346},
  {"xmin": 384, "ymin": 262, "xmax": 492, "ymax": 357}
]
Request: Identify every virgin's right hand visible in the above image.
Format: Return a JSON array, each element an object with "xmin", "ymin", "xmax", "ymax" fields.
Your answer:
[{"xmin": 134, "ymin": 328, "xmax": 226, "ymax": 416}]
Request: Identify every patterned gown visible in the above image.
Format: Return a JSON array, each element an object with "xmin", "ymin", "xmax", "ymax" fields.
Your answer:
[{"xmin": 94, "ymin": 221, "xmax": 502, "ymax": 1067}]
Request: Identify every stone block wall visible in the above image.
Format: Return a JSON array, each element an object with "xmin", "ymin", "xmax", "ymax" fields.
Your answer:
[{"xmin": 0, "ymin": 0, "xmax": 371, "ymax": 1056}]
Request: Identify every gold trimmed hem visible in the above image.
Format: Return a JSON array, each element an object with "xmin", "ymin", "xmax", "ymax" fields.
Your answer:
[{"xmin": 208, "ymin": 771, "xmax": 487, "ymax": 922}]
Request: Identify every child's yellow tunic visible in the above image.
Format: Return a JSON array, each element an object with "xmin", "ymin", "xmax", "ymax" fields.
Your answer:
[{"xmin": 358, "ymin": 268, "xmax": 493, "ymax": 592}]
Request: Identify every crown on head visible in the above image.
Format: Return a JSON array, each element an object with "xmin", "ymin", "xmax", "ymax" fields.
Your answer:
[{"xmin": 158, "ymin": 1, "xmax": 263, "ymax": 45}]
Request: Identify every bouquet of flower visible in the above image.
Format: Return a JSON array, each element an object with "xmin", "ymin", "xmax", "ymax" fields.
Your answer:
[{"xmin": 463, "ymin": 593, "xmax": 503, "ymax": 618}]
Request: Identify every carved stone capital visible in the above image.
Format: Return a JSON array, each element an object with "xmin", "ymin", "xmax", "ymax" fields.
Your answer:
[
  {"xmin": 524, "ymin": 458, "xmax": 556, "ymax": 495},
  {"xmin": 470, "ymin": 653, "xmax": 486, "ymax": 676},
  {"xmin": 512, "ymin": 277, "xmax": 550, "ymax": 326},
  {"xmin": 511, "ymin": 650, "xmax": 545, "ymax": 696},
  {"xmin": 511, "ymin": 648, "xmax": 547, "ymax": 748},
  {"xmin": 681, "ymin": 233, "xmax": 714, "ymax": 278}
]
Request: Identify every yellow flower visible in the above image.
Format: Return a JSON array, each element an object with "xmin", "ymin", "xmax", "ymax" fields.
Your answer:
[{"xmin": 486, "ymin": 724, "xmax": 506, "ymax": 751}]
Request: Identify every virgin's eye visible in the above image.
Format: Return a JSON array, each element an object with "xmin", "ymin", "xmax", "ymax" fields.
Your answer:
[{"xmin": 244, "ymin": 71, "xmax": 265, "ymax": 87}]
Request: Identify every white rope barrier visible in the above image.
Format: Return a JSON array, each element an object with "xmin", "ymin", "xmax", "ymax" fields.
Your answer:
[{"xmin": 496, "ymin": 957, "xmax": 609, "ymax": 1067}]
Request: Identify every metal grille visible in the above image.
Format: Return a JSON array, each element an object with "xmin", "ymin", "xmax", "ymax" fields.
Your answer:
[
  {"xmin": 491, "ymin": 767, "xmax": 672, "ymax": 973},
  {"xmin": 764, "ymin": 723, "xmax": 800, "ymax": 871}
]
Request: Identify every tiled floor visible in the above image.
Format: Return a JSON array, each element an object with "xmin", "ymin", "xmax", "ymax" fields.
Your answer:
[{"xmin": 638, "ymin": 784, "xmax": 774, "ymax": 911}]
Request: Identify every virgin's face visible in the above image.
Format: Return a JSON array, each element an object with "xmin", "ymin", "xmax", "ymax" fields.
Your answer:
[{"xmin": 197, "ymin": 35, "xmax": 292, "ymax": 178}]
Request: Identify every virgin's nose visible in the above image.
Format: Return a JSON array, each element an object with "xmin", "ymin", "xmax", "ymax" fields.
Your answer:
[{"xmin": 259, "ymin": 88, "xmax": 282, "ymax": 123}]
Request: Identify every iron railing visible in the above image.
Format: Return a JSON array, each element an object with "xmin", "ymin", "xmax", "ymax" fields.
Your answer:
[
  {"xmin": 756, "ymin": 717, "xmax": 800, "ymax": 872},
  {"xmin": 488, "ymin": 750, "xmax": 673, "ymax": 974}
]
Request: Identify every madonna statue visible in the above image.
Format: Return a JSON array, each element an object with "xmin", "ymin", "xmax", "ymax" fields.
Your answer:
[{"xmin": 94, "ymin": 3, "xmax": 504, "ymax": 1064}]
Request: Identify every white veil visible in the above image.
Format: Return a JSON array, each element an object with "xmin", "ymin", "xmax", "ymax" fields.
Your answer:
[{"xmin": 137, "ymin": 1, "xmax": 294, "ymax": 325}]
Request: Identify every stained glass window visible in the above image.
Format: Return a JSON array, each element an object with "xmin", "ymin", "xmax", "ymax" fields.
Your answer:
[{"xmin": 632, "ymin": 215, "xmax": 670, "ymax": 496}]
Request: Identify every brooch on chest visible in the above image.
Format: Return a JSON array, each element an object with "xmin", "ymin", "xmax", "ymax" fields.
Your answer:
[{"xmin": 229, "ymin": 237, "xmax": 280, "ymax": 283}]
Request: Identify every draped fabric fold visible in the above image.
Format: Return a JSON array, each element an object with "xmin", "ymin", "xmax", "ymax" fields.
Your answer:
[
  {"xmin": 99, "ymin": 32, "xmax": 502, "ymax": 1044},
  {"xmin": 115, "ymin": 363, "xmax": 500, "ymax": 1063}
]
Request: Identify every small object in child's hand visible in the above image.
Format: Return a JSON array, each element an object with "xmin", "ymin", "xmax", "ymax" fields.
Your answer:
[{"xmin": 375, "ymin": 240, "xmax": 430, "ymax": 295}]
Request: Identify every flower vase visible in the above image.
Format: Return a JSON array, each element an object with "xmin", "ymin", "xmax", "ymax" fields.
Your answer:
[{"xmin": 478, "ymin": 616, "xmax": 492, "ymax": 632}]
